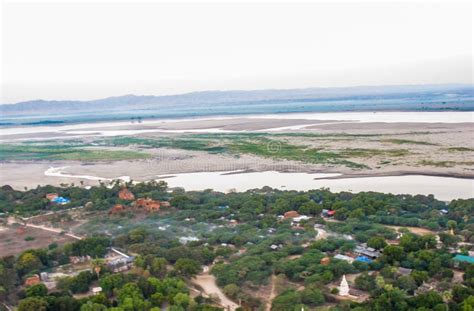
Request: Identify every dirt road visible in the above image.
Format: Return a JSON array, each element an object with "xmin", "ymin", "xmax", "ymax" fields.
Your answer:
[{"xmin": 191, "ymin": 268, "xmax": 240, "ymax": 311}]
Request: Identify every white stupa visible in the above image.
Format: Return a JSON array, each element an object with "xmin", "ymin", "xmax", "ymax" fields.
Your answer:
[{"xmin": 339, "ymin": 274, "xmax": 350, "ymax": 296}]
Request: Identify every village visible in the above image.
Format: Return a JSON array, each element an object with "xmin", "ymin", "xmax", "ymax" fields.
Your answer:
[{"xmin": 0, "ymin": 182, "xmax": 473, "ymax": 311}]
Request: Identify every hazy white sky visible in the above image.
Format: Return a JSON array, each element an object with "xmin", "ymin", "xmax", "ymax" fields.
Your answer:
[{"xmin": 1, "ymin": 1, "xmax": 472, "ymax": 103}]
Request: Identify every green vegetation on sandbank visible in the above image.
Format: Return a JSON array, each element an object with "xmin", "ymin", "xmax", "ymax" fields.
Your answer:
[
  {"xmin": 107, "ymin": 136, "xmax": 413, "ymax": 169},
  {"xmin": 382, "ymin": 138, "xmax": 437, "ymax": 146},
  {"xmin": 419, "ymin": 159, "xmax": 474, "ymax": 168},
  {"xmin": 0, "ymin": 144, "xmax": 150, "ymax": 161}
]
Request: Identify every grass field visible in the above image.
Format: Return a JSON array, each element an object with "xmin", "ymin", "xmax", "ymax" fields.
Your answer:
[
  {"xmin": 107, "ymin": 136, "xmax": 412, "ymax": 169},
  {"xmin": 0, "ymin": 144, "xmax": 151, "ymax": 161}
]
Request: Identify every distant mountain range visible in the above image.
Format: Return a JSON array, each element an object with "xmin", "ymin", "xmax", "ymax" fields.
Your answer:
[
  {"xmin": 1, "ymin": 84, "xmax": 473, "ymax": 125},
  {"xmin": 2, "ymin": 84, "xmax": 472, "ymax": 114}
]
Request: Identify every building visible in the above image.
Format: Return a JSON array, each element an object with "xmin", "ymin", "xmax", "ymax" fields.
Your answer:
[
  {"xmin": 355, "ymin": 244, "xmax": 381, "ymax": 259},
  {"xmin": 160, "ymin": 201, "xmax": 171, "ymax": 208},
  {"xmin": 118, "ymin": 188, "xmax": 135, "ymax": 201},
  {"xmin": 339, "ymin": 275, "xmax": 350, "ymax": 296},
  {"xmin": 355, "ymin": 256, "xmax": 372, "ymax": 264},
  {"xmin": 52, "ymin": 197, "xmax": 71, "ymax": 205},
  {"xmin": 453, "ymin": 254, "xmax": 474, "ymax": 265},
  {"xmin": 284, "ymin": 211, "xmax": 300, "ymax": 218},
  {"xmin": 397, "ymin": 267, "xmax": 413, "ymax": 276},
  {"xmin": 40, "ymin": 272, "xmax": 49, "ymax": 281},
  {"xmin": 107, "ymin": 256, "xmax": 134, "ymax": 273},
  {"xmin": 134, "ymin": 198, "xmax": 160, "ymax": 212},
  {"xmin": 69, "ymin": 255, "xmax": 91, "ymax": 264},
  {"xmin": 334, "ymin": 254, "xmax": 354, "ymax": 263},
  {"xmin": 92, "ymin": 287, "xmax": 103, "ymax": 295},
  {"xmin": 292, "ymin": 215, "xmax": 311, "ymax": 223},
  {"xmin": 46, "ymin": 193, "xmax": 59, "ymax": 201},
  {"xmin": 321, "ymin": 209, "xmax": 336, "ymax": 217},
  {"xmin": 24, "ymin": 275, "xmax": 41, "ymax": 287},
  {"xmin": 109, "ymin": 204, "xmax": 126, "ymax": 215},
  {"xmin": 320, "ymin": 257, "xmax": 331, "ymax": 265}
]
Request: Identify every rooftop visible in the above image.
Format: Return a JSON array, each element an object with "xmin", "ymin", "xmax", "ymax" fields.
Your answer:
[{"xmin": 453, "ymin": 254, "xmax": 474, "ymax": 264}]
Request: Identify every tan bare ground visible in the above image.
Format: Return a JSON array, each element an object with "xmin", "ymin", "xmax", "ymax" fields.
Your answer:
[
  {"xmin": 0, "ymin": 120, "xmax": 473, "ymax": 189},
  {"xmin": 384, "ymin": 225, "xmax": 436, "ymax": 236},
  {"xmin": 191, "ymin": 270, "xmax": 240, "ymax": 311},
  {"xmin": 0, "ymin": 225, "xmax": 76, "ymax": 257}
]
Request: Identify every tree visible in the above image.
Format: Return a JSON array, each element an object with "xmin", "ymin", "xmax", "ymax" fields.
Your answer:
[
  {"xmin": 370, "ymin": 288, "xmax": 408, "ymax": 310},
  {"xmin": 272, "ymin": 290, "xmax": 301, "ymax": 311},
  {"xmin": 174, "ymin": 258, "xmax": 201, "ymax": 277},
  {"xmin": 99, "ymin": 273, "xmax": 125, "ymax": 296},
  {"xmin": 18, "ymin": 297, "xmax": 48, "ymax": 311},
  {"xmin": 300, "ymin": 286, "xmax": 325, "ymax": 306},
  {"xmin": 411, "ymin": 270, "xmax": 429, "ymax": 286},
  {"xmin": 16, "ymin": 252, "xmax": 42, "ymax": 275},
  {"xmin": 355, "ymin": 272, "xmax": 376, "ymax": 291},
  {"xmin": 150, "ymin": 257, "xmax": 168, "ymax": 278},
  {"xmin": 367, "ymin": 236, "xmax": 387, "ymax": 250},
  {"xmin": 25, "ymin": 283, "xmax": 48, "ymax": 297},
  {"xmin": 80, "ymin": 302, "xmax": 108, "ymax": 311},
  {"xmin": 447, "ymin": 220, "xmax": 457, "ymax": 234},
  {"xmin": 439, "ymin": 232, "xmax": 460, "ymax": 248},
  {"xmin": 223, "ymin": 284, "xmax": 240, "ymax": 299},
  {"xmin": 410, "ymin": 291, "xmax": 443, "ymax": 309},
  {"xmin": 395, "ymin": 275, "xmax": 418, "ymax": 294},
  {"xmin": 173, "ymin": 293, "xmax": 190, "ymax": 308},
  {"xmin": 383, "ymin": 245, "xmax": 404, "ymax": 264}
]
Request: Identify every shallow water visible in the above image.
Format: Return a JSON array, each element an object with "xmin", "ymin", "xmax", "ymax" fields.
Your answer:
[{"xmin": 1, "ymin": 111, "xmax": 472, "ymax": 140}]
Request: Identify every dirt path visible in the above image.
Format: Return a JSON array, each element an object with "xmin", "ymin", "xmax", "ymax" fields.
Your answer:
[
  {"xmin": 191, "ymin": 269, "xmax": 240, "ymax": 311},
  {"xmin": 7, "ymin": 217, "xmax": 83, "ymax": 240},
  {"xmin": 265, "ymin": 274, "xmax": 277, "ymax": 311},
  {"xmin": 315, "ymin": 227, "xmax": 329, "ymax": 240},
  {"xmin": 325, "ymin": 218, "xmax": 436, "ymax": 236},
  {"xmin": 383, "ymin": 225, "xmax": 436, "ymax": 236}
]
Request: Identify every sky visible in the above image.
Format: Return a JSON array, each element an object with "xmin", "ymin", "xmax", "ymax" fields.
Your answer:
[{"xmin": 1, "ymin": 0, "xmax": 472, "ymax": 103}]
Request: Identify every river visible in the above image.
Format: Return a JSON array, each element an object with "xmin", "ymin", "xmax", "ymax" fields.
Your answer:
[{"xmin": 157, "ymin": 171, "xmax": 474, "ymax": 201}]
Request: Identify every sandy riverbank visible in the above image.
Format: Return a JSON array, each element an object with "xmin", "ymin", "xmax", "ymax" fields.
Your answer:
[{"xmin": 0, "ymin": 112, "xmax": 473, "ymax": 192}]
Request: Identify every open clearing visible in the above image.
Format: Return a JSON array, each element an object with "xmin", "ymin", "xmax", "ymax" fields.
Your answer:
[{"xmin": 0, "ymin": 225, "xmax": 76, "ymax": 257}]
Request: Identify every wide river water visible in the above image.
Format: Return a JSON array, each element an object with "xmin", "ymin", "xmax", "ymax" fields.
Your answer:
[
  {"xmin": 11, "ymin": 111, "xmax": 474, "ymax": 200},
  {"xmin": 157, "ymin": 171, "xmax": 474, "ymax": 202}
]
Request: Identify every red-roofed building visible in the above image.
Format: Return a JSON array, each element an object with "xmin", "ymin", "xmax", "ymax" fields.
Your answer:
[
  {"xmin": 118, "ymin": 188, "xmax": 135, "ymax": 201},
  {"xmin": 24, "ymin": 275, "xmax": 41, "ymax": 287},
  {"xmin": 284, "ymin": 211, "xmax": 300, "ymax": 218}
]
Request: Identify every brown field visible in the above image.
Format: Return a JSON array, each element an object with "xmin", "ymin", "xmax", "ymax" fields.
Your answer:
[{"xmin": 0, "ymin": 225, "xmax": 76, "ymax": 257}]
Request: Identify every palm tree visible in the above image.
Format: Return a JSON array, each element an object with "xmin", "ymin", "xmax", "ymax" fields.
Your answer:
[{"xmin": 91, "ymin": 258, "xmax": 105, "ymax": 279}]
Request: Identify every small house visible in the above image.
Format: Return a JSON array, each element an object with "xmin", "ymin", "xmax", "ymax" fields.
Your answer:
[
  {"xmin": 52, "ymin": 197, "xmax": 70, "ymax": 205},
  {"xmin": 320, "ymin": 257, "xmax": 331, "ymax": 265},
  {"xmin": 107, "ymin": 257, "xmax": 134, "ymax": 273},
  {"xmin": 321, "ymin": 209, "xmax": 336, "ymax": 217},
  {"xmin": 334, "ymin": 254, "xmax": 354, "ymax": 263},
  {"xmin": 134, "ymin": 198, "xmax": 160, "ymax": 212},
  {"xmin": 46, "ymin": 193, "xmax": 59, "ymax": 201},
  {"xmin": 397, "ymin": 267, "xmax": 413, "ymax": 276},
  {"xmin": 118, "ymin": 188, "xmax": 135, "ymax": 201},
  {"xmin": 355, "ymin": 244, "xmax": 381, "ymax": 259},
  {"xmin": 160, "ymin": 201, "xmax": 171, "ymax": 208},
  {"xmin": 92, "ymin": 287, "xmax": 103, "ymax": 295},
  {"xmin": 355, "ymin": 256, "xmax": 372, "ymax": 264},
  {"xmin": 284, "ymin": 211, "xmax": 300, "ymax": 218},
  {"xmin": 453, "ymin": 254, "xmax": 474, "ymax": 266},
  {"xmin": 109, "ymin": 204, "xmax": 126, "ymax": 215},
  {"xmin": 24, "ymin": 275, "xmax": 41, "ymax": 287}
]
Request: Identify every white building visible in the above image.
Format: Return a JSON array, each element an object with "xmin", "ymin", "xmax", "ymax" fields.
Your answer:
[{"xmin": 339, "ymin": 275, "xmax": 350, "ymax": 296}]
